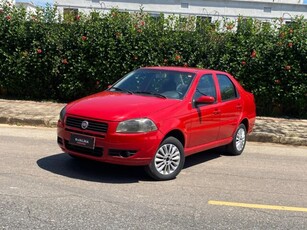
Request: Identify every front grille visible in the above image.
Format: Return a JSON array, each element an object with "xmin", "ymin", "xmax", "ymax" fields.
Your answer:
[
  {"xmin": 65, "ymin": 140, "xmax": 103, "ymax": 157},
  {"xmin": 65, "ymin": 128, "xmax": 105, "ymax": 138},
  {"xmin": 66, "ymin": 117, "xmax": 108, "ymax": 133}
]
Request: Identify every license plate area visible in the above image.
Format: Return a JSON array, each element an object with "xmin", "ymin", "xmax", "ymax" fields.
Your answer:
[{"xmin": 69, "ymin": 133, "xmax": 95, "ymax": 149}]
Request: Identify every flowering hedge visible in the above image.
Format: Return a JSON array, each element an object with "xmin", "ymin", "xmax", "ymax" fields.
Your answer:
[{"xmin": 0, "ymin": 2, "xmax": 306, "ymax": 118}]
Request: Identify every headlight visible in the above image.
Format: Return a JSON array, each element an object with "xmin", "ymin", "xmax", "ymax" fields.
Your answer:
[
  {"xmin": 116, "ymin": 118, "xmax": 157, "ymax": 133},
  {"xmin": 59, "ymin": 106, "xmax": 66, "ymax": 122}
]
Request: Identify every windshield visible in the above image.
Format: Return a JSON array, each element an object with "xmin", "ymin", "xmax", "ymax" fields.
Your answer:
[{"xmin": 109, "ymin": 69, "xmax": 195, "ymax": 99}]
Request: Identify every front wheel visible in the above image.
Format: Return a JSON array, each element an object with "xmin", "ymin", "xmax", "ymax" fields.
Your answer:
[
  {"xmin": 145, "ymin": 137, "xmax": 185, "ymax": 181},
  {"xmin": 226, "ymin": 124, "xmax": 247, "ymax": 156}
]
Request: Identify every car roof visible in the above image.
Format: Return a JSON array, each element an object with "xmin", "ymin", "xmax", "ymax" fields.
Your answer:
[{"xmin": 141, "ymin": 66, "xmax": 230, "ymax": 75}]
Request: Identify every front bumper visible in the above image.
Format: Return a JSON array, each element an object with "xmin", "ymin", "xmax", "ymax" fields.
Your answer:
[{"xmin": 57, "ymin": 119, "xmax": 163, "ymax": 166}]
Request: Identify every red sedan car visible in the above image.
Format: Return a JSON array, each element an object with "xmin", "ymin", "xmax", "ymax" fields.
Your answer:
[{"xmin": 57, "ymin": 67, "xmax": 256, "ymax": 180}]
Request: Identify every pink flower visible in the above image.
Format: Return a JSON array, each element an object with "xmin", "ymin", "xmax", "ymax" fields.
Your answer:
[
  {"xmin": 250, "ymin": 50, "xmax": 257, "ymax": 58},
  {"xmin": 62, "ymin": 59, "xmax": 68, "ymax": 65},
  {"xmin": 37, "ymin": 49, "xmax": 42, "ymax": 54},
  {"xmin": 81, "ymin": 36, "xmax": 87, "ymax": 41},
  {"xmin": 6, "ymin": 15, "xmax": 11, "ymax": 21}
]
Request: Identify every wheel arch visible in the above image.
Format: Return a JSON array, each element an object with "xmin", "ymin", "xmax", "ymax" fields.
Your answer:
[
  {"xmin": 240, "ymin": 118, "xmax": 249, "ymax": 132},
  {"xmin": 163, "ymin": 129, "xmax": 185, "ymax": 148}
]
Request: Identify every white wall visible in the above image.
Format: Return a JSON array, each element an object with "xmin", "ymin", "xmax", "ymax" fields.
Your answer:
[{"xmin": 55, "ymin": 0, "xmax": 307, "ymax": 21}]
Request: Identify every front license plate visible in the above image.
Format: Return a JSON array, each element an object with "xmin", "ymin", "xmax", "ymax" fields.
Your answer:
[{"xmin": 69, "ymin": 133, "xmax": 95, "ymax": 149}]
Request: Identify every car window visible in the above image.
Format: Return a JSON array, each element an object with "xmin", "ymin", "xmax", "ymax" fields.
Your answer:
[
  {"xmin": 193, "ymin": 74, "xmax": 217, "ymax": 102},
  {"xmin": 217, "ymin": 74, "xmax": 238, "ymax": 101},
  {"xmin": 111, "ymin": 69, "xmax": 195, "ymax": 99}
]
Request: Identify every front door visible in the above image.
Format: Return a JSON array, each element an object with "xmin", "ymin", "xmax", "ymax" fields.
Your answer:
[{"xmin": 187, "ymin": 74, "xmax": 221, "ymax": 148}]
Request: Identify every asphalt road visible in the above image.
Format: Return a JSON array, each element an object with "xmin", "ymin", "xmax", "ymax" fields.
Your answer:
[{"xmin": 1, "ymin": 124, "xmax": 307, "ymax": 230}]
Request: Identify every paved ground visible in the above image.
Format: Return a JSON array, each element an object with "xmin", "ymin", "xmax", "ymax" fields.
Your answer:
[
  {"xmin": 1, "ymin": 125, "xmax": 307, "ymax": 229},
  {"xmin": 0, "ymin": 99, "xmax": 306, "ymax": 146}
]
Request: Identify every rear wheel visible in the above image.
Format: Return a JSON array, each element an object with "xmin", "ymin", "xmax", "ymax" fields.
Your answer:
[
  {"xmin": 145, "ymin": 137, "xmax": 185, "ymax": 181},
  {"xmin": 226, "ymin": 124, "xmax": 247, "ymax": 155}
]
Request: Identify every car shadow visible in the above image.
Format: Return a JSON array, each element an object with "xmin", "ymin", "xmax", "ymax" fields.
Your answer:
[
  {"xmin": 37, "ymin": 153, "xmax": 148, "ymax": 184},
  {"xmin": 37, "ymin": 149, "xmax": 224, "ymax": 184},
  {"xmin": 183, "ymin": 148, "xmax": 224, "ymax": 169}
]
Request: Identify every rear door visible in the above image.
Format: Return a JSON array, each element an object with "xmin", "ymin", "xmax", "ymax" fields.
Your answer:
[{"xmin": 216, "ymin": 74, "xmax": 242, "ymax": 140}]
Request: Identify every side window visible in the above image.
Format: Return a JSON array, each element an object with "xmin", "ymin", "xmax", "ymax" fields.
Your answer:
[
  {"xmin": 217, "ymin": 74, "xmax": 238, "ymax": 101},
  {"xmin": 193, "ymin": 74, "xmax": 217, "ymax": 101}
]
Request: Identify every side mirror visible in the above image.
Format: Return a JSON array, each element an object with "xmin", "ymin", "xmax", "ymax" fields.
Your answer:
[{"xmin": 195, "ymin": 95, "xmax": 215, "ymax": 104}]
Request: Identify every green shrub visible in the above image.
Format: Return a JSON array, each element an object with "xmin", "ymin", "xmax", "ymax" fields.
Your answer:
[{"xmin": 0, "ymin": 1, "xmax": 306, "ymax": 118}]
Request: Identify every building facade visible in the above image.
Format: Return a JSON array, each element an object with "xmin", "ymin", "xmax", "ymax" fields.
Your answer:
[
  {"xmin": 15, "ymin": 1, "xmax": 36, "ymax": 14},
  {"xmin": 55, "ymin": 0, "xmax": 307, "ymax": 23}
]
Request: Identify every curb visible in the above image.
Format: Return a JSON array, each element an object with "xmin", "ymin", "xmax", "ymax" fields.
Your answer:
[
  {"xmin": 247, "ymin": 133, "xmax": 306, "ymax": 146},
  {"xmin": 0, "ymin": 116, "xmax": 58, "ymax": 128}
]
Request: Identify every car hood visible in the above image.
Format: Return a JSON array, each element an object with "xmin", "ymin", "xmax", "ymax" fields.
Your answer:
[{"xmin": 66, "ymin": 91, "xmax": 180, "ymax": 121}]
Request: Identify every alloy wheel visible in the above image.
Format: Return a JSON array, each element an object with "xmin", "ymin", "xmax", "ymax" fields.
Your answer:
[
  {"xmin": 236, "ymin": 127, "xmax": 246, "ymax": 152},
  {"xmin": 154, "ymin": 143, "xmax": 181, "ymax": 175}
]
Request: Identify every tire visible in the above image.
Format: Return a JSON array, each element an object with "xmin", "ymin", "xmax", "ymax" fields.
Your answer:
[
  {"xmin": 145, "ymin": 137, "xmax": 185, "ymax": 181},
  {"xmin": 226, "ymin": 124, "xmax": 247, "ymax": 156}
]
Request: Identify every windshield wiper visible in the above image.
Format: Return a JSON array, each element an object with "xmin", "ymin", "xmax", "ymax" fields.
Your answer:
[
  {"xmin": 133, "ymin": 91, "xmax": 167, "ymax": 99},
  {"xmin": 110, "ymin": 87, "xmax": 133, "ymax": 94}
]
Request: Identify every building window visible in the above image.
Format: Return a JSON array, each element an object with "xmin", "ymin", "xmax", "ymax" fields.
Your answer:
[
  {"xmin": 264, "ymin": 7, "xmax": 271, "ymax": 13},
  {"xmin": 181, "ymin": 3, "xmax": 189, "ymax": 9},
  {"xmin": 63, "ymin": 8, "xmax": 79, "ymax": 21}
]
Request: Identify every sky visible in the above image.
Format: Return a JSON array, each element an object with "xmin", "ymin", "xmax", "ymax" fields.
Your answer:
[
  {"xmin": 34, "ymin": 0, "xmax": 53, "ymax": 6},
  {"xmin": 15, "ymin": 0, "xmax": 54, "ymax": 7},
  {"xmin": 31, "ymin": 0, "xmax": 53, "ymax": 6}
]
